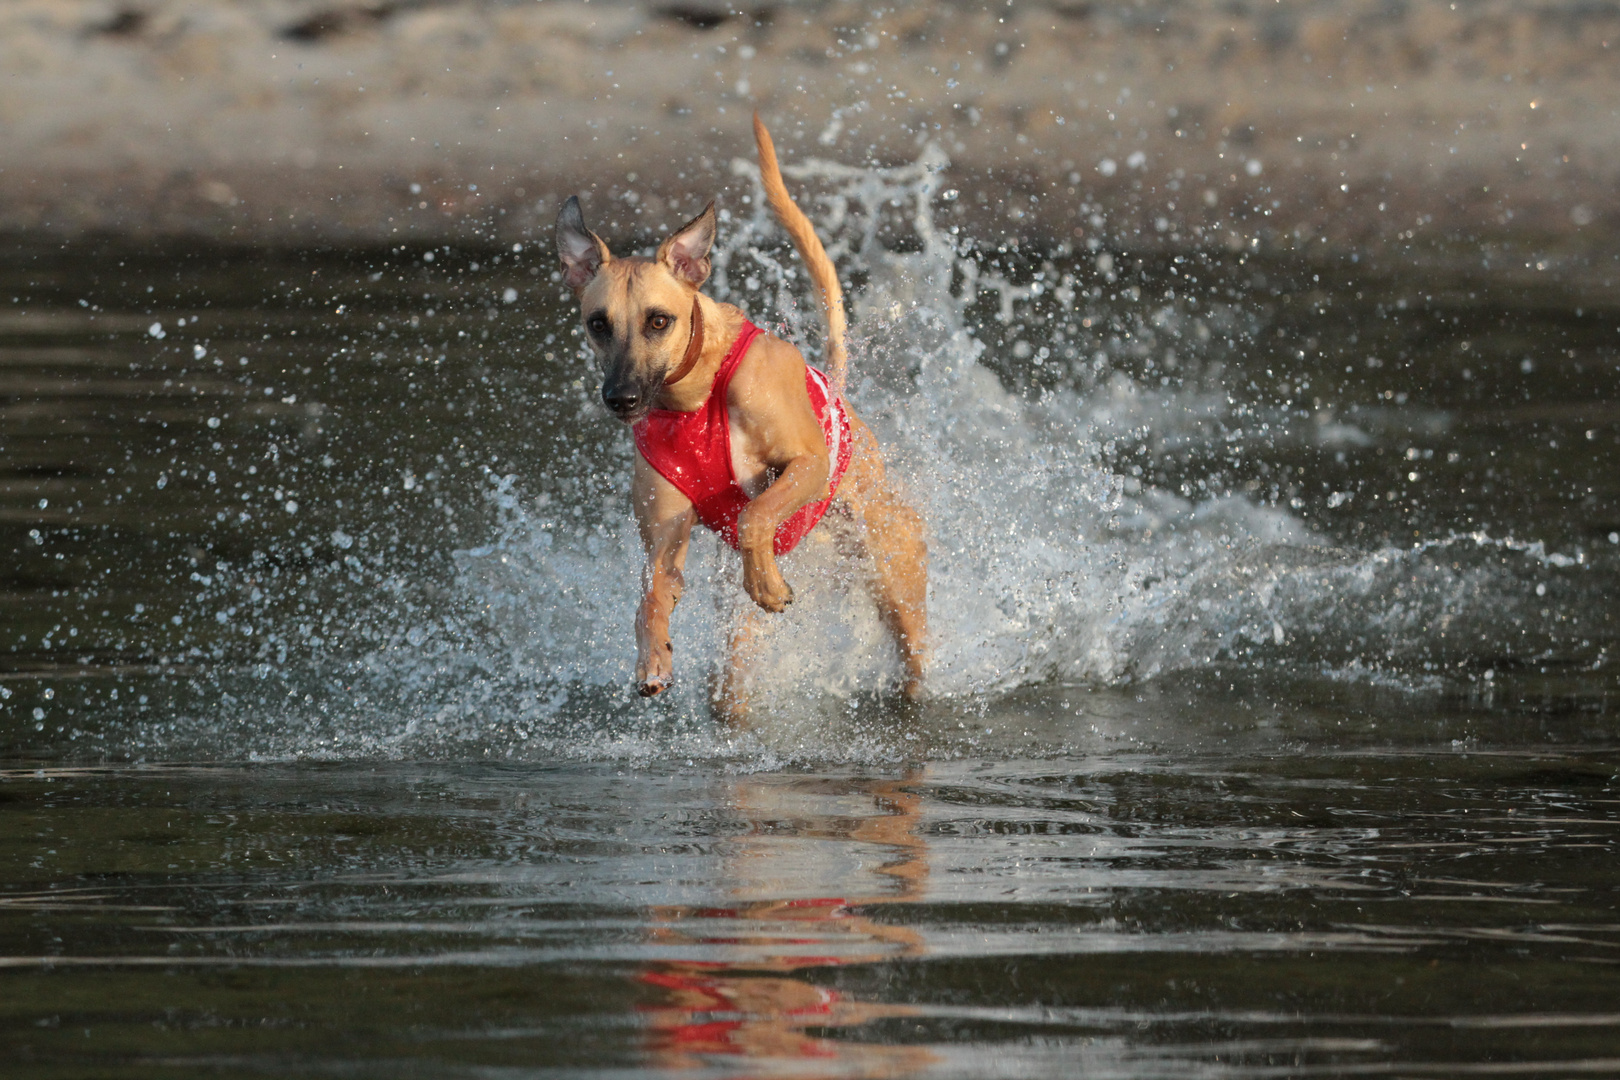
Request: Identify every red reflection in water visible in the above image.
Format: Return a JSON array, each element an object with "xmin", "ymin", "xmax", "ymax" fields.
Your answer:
[{"xmin": 636, "ymin": 774, "xmax": 938, "ymax": 1077}]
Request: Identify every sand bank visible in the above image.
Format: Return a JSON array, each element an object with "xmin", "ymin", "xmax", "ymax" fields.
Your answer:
[{"xmin": 1, "ymin": 0, "xmax": 1616, "ymax": 257}]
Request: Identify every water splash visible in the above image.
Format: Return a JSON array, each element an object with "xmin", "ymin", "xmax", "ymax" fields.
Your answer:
[
  {"xmin": 446, "ymin": 146, "xmax": 1608, "ymax": 724},
  {"xmin": 98, "ymin": 145, "xmax": 1613, "ymax": 763}
]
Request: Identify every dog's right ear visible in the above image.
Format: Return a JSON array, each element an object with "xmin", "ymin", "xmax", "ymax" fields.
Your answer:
[{"xmin": 556, "ymin": 196, "xmax": 611, "ymax": 292}]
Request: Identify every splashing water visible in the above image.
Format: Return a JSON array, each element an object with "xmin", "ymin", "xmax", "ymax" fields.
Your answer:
[
  {"xmin": 79, "ymin": 145, "xmax": 1610, "ymax": 763},
  {"xmin": 435, "ymin": 145, "xmax": 1609, "ymax": 747}
]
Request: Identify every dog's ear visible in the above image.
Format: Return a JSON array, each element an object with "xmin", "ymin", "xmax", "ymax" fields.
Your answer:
[
  {"xmin": 656, "ymin": 201, "xmax": 717, "ymax": 287},
  {"xmin": 556, "ymin": 196, "xmax": 611, "ymax": 291}
]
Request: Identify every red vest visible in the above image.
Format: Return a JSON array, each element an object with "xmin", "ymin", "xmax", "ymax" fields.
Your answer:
[{"xmin": 632, "ymin": 320, "xmax": 852, "ymax": 555}]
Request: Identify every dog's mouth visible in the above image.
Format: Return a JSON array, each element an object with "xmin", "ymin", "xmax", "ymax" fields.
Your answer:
[{"xmin": 604, "ymin": 398, "xmax": 651, "ymax": 424}]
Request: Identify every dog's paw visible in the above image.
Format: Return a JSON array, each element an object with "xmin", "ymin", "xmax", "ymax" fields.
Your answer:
[
  {"xmin": 744, "ymin": 564, "xmax": 795, "ymax": 613},
  {"xmin": 636, "ymin": 635, "xmax": 674, "ymax": 697},
  {"xmin": 751, "ymin": 583, "xmax": 794, "ymax": 613}
]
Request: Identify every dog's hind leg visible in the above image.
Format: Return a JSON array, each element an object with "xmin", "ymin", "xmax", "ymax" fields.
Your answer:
[
  {"xmin": 838, "ymin": 415, "xmax": 929, "ymax": 699},
  {"xmin": 713, "ymin": 602, "xmax": 767, "ymax": 726}
]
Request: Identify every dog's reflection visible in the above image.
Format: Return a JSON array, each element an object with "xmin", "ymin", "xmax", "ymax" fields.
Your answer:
[{"xmin": 637, "ymin": 773, "xmax": 938, "ymax": 1076}]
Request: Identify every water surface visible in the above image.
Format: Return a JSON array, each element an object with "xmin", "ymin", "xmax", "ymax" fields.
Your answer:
[{"xmin": 1, "ymin": 157, "xmax": 1618, "ymax": 1075}]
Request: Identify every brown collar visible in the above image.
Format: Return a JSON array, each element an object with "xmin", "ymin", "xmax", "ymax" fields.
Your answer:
[{"xmin": 663, "ymin": 296, "xmax": 705, "ymax": 386}]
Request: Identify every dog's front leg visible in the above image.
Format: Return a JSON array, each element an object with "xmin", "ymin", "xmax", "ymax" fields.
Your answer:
[
  {"xmin": 632, "ymin": 454, "xmax": 696, "ymax": 697},
  {"xmin": 735, "ymin": 452, "xmax": 829, "ymax": 613}
]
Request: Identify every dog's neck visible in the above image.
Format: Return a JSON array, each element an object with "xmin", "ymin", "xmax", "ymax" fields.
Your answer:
[
  {"xmin": 662, "ymin": 296, "xmax": 705, "ymax": 387},
  {"xmin": 652, "ymin": 292, "xmax": 744, "ymax": 413}
]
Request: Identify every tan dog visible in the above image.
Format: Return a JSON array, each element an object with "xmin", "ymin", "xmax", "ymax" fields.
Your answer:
[{"xmin": 555, "ymin": 114, "xmax": 926, "ymax": 714}]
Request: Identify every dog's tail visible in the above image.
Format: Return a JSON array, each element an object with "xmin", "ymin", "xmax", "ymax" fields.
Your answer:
[{"xmin": 752, "ymin": 112, "xmax": 849, "ymax": 397}]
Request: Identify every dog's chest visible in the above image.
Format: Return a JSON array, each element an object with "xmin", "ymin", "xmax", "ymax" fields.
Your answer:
[{"xmin": 727, "ymin": 417, "xmax": 773, "ymax": 499}]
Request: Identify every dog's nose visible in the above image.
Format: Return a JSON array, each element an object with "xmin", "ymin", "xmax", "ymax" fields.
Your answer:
[{"xmin": 603, "ymin": 388, "xmax": 641, "ymax": 416}]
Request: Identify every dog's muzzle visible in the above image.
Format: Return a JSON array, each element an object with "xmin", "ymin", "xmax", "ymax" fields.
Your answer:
[
  {"xmin": 601, "ymin": 367, "xmax": 665, "ymax": 422},
  {"xmin": 599, "ymin": 299, "xmax": 704, "ymax": 422}
]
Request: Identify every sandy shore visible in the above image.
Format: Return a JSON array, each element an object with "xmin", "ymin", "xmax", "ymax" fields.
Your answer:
[{"xmin": 1, "ymin": 0, "xmax": 1617, "ymax": 256}]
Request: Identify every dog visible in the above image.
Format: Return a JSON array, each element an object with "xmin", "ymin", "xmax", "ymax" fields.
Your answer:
[{"xmin": 554, "ymin": 114, "xmax": 927, "ymax": 716}]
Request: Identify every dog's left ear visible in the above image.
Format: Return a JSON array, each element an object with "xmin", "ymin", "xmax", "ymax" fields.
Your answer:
[
  {"xmin": 656, "ymin": 201, "xmax": 717, "ymax": 287},
  {"xmin": 556, "ymin": 196, "xmax": 612, "ymax": 292}
]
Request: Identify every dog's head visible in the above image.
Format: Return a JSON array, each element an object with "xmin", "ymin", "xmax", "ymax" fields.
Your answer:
[{"xmin": 555, "ymin": 196, "xmax": 717, "ymax": 423}]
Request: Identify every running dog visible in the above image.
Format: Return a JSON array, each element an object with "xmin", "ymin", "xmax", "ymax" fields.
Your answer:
[{"xmin": 554, "ymin": 114, "xmax": 927, "ymax": 714}]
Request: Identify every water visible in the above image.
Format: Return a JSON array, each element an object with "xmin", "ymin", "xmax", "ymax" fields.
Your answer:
[
  {"xmin": 3, "ymin": 757, "xmax": 1618, "ymax": 1076},
  {"xmin": 1, "ymin": 150, "xmax": 1617, "ymax": 1075}
]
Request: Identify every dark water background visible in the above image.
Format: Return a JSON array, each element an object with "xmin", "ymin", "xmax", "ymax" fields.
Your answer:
[{"xmin": 1, "ymin": 218, "xmax": 1617, "ymax": 1076}]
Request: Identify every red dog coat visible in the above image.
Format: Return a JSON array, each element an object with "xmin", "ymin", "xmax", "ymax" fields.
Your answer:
[{"xmin": 633, "ymin": 320, "xmax": 852, "ymax": 555}]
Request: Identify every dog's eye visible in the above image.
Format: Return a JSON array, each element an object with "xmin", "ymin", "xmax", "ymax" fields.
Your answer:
[
  {"xmin": 647, "ymin": 314, "xmax": 672, "ymax": 333},
  {"xmin": 586, "ymin": 315, "xmax": 609, "ymax": 335}
]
